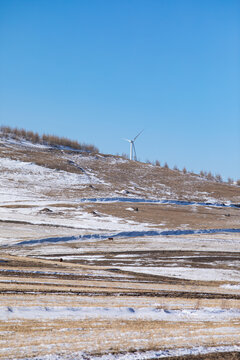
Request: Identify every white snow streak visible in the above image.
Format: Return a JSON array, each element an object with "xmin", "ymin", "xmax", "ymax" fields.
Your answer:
[
  {"xmin": 121, "ymin": 266, "xmax": 240, "ymax": 282},
  {"xmin": 1, "ymin": 306, "xmax": 240, "ymax": 322}
]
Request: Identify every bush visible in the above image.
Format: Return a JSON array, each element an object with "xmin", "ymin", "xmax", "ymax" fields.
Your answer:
[
  {"xmin": 164, "ymin": 162, "xmax": 169, "ymax": 169},
  {"xmin": 182, "ymin": 167, "xmax": 187, "ymax": 174},
  {"xmin": 155, "ymin": 160, "xmax": 160, "ymax": 166}
]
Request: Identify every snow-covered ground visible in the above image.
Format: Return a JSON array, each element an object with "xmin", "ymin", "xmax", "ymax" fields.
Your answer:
[
  {"xmin": 221, "ymin": 284, "xmax": 240, "ymax": 290},
  {"xmin": 0, "ymin": 137, "xmax": 51, "ymax": 150},
  {"xmin": 1, "ymin": 306, "xmax": 240, "ymax": 322},
  {"xmin": 121, "ymin": 266, "xmax": 240, "ymax": 282},
  {"xmin": 0, "ymin": 205, "xmax": 151, "ymax": 245},
  {"xmin": 0, "ymin": 157, "xmax": 104, "ymax": 203},
  {"xmin": 0, "ymin": 145, "xmax": 239, "ymax": 359}
]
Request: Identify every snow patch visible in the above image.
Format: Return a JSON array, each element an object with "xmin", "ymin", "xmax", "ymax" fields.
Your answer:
[
  {"xmin": 121, "ymin": 266, "xmax": 240, "ymax": 282},
  {"xmin": 221, "ymin": 284, "xmax": 240, "ymax": 290},
  {"xmin": 1, "ymin": 306, "xmax": 240, "ymax": 322}
]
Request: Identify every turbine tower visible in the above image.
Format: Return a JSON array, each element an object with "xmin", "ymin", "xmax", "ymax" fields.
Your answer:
[{"xmin": 124, "ymin": 130, "xmax": 143, "ymax": 161}]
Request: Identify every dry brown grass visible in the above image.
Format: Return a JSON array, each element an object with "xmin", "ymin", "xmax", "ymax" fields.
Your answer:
[
  {"xmin": 1, "ymin": 134, "xmax": 240, "ymax": 203},
  {"xmin": 0, "ymin": 125, "xmax": 98, "ymax": 153},
  {"xmin": 0, "ymin": 251, "xmax": 239, "ymax": 359},
  {"xmin": 1, "ymin": 252, "xmax": 240, "ymax": 297},
  {"xmin": 85, "ymin": 202, "xmax": 240, "ymax": 230},
  {"xmin": 0, "ymin": 316, "xmax": 239, "ymax": 359}
]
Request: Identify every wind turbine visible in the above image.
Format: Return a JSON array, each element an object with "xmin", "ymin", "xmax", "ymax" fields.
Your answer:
[{"xmin": 123, "ymin": 130, "xmax": 143, "ymax": 161}]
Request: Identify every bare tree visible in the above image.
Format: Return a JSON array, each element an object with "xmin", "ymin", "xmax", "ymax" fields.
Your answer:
[
  {"xmin": 207, "ymin": 172, "xmax": 214, "ymax": 180},
  {"xmin": 215, "ymin": 174, "xmax": 223, "ymax": 183}
]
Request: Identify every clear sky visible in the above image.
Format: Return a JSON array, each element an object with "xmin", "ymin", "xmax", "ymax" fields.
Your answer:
[{"xmin": 0, "ymin": 0, "xmax": 239, "ymax": 180}]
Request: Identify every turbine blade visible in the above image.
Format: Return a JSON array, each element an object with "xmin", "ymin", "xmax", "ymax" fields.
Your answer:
[
  {"xmin": 134, "ymin": 129, "xmax": 144, "ymax": 141},
  {"xmin": 122, "ymin": 138, "xmax": 131, "ymax": 143}
]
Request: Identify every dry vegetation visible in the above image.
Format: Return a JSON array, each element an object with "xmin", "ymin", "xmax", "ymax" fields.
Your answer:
[
  {"xmin": 87, "ymin": 202, "xmax": 240, "ymax": 230},
  {"xmin": 1, "ymin": 125, "xmax": 239, "ymax": 185},
  {"xmin": 0, "ymin": 251, "xmax": 239, "ymax": 359},
  {"xmin": 0, "ymin": 125, "xmax": 99, "ymax": 153},
  {"xmin": 0, "ymin": 136, "xmax": 229, "ymax": 202}
]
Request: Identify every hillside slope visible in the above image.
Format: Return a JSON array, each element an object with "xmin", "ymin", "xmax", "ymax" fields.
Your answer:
[
  {"xmin": 0, "ymin": 135, "xmax": 239, "ymax": 204},
  {"xmin": 0, "ymin": 136, "xmax": 240, "ymax": 360},
  {"xmin": 0, "ymin": 135, "xmax": 239, "ymax": 248}
]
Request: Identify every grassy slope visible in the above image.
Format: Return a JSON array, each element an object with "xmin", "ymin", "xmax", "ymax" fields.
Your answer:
[{"xmin": 0, "ymin": 136, "xmax": 239, "ymax": 203}]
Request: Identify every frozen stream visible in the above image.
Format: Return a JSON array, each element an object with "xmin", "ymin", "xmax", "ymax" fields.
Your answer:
[
  {"xmin": 15, "ymin": 227, "xmax": 240, "ymax": 246},
  {"xmin": 78, "ymin": 197, "xmax": 240, "ymax": 209}
]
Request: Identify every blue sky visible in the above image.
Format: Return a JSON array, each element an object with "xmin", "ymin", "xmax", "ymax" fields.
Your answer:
[{"xmin": 0, "ymin": 0, "xmax": 239, "ymax": 180}]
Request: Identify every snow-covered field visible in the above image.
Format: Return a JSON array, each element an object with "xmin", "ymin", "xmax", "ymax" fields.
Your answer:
[
  {"xmin": 0, "ymin": 140, "xmax": 240, "ymax": 359},
  {"xmin": 1, "ymin": 285, "xmax": 240, "ymax": 359}
]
